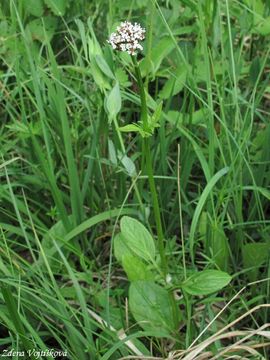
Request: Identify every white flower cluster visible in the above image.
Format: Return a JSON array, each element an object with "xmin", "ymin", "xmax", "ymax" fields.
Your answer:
[{"xmin": 107, "ymin": 21, "xmax": 145, "ymax": 56}]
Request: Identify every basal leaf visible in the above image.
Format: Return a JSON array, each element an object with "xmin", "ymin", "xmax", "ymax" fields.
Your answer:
[
  {"xmin": 129, "ymin": 281, "xmax": 178, "ymax": 335},
  {"xmin": 113, "ymin": 232, "xmax": 133, "ymax": 264},
  {"xmin": 122, "ymin": 256, "xmax": 154, "ymax": 281},
  {"xmin": 120, "ymin": 216, "xmax": 155, "ymax": 262}
]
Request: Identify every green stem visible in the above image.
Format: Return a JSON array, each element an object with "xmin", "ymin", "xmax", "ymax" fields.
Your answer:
[
  {"xmin": 132, "ymin": 56, "xmax": 179, "ymax": 335},
  {"xmin": 132, "ymin": 56, "xmax": 167, "ymax": 274},
  {"xmin": 132, "ymin": 57, "xmax": 148, "ymax": 130},
  {"xmin": 144, "ymin": 138, "xmax": 167, "ymax": 273}
]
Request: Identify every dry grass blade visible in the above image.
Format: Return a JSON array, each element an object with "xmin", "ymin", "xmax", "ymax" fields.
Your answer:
[{"xmin": 169, "ymin": 305, "xmax": 270, "ymax": 360}]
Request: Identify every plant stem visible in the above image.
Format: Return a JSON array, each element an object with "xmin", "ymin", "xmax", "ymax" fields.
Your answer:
[
  {"xmin": 132, "ymin": 57, "xmax": 148, "ymax": 130},
  {"xmin": 144, "ymin": 138, "xmax": 167, "ymax": 273},
  {"xmin": 132, "ymin": 56, "xmax": 167, "ymax": 274}
]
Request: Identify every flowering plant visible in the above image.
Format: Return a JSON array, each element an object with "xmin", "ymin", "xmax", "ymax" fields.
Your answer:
[{"xmin": 107, "ymin": 21, "xmax": 145, "ymax": 55}]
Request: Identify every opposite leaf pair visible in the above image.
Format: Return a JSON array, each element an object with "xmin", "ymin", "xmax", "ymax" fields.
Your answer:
[{"xmin": 114, "ymin": 216, "xmax": 232, "ymax": 336}]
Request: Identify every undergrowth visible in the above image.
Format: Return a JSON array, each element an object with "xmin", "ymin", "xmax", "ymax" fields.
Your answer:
[{"xmin": 0, "ymin": 0, "xmax": 270, "ymax": 359}]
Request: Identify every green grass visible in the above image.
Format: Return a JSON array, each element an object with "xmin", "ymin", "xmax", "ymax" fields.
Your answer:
[{"xmin": 0, "ymin": 0, "xmax": 270, "ymax": 359}]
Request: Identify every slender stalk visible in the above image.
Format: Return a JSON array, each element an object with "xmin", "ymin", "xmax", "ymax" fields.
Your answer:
[
  {"xmin": 144, "ymin": 137, "xmax": 167, "ymax": 272},
  {"xmin": 177, "ymin": 144, "xmax": 187, "ymax": 280},
  {"xmin": 132, "ymin": 57, "xmax": 148, "ymax": 129},
  {"xmin": 132, "ymin": 58, "xmax": 181, "ymax": 333},
  {"xmin": 132, "ymin": 57, "xmax": 167, "ymax": 274}
]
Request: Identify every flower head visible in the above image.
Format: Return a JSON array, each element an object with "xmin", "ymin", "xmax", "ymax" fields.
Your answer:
[{"xmin": 107, "ymin": 21, "xmax": 146, "ymax": 56}]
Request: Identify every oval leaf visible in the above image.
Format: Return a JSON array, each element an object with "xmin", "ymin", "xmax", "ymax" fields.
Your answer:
[
  {"xmin": 106, "ymin": 81, "xmax": 121, "ymax": 120},
  {"xmin": 122, "ymin": 256, "xmax": 154, "ymax": 281},
  {"xmin": 129, "ymin": 281, "xmax": 178, "ymax": 335},
  {"xmin": 113, "ymin": 232, "xmax": 133, "ymax": 264},
  {"xmin": 182, "ymin": 270, "xmax": 232, "ymax": 296},
  {"xmin": 120, "ymin": 216, "xmax": 155, "ymax": 262}
]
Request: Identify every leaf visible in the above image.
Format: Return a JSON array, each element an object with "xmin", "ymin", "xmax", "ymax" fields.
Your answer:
[
  {"xmin": 114, "ymin": 232, "xmax": 133, "ymax": 264},
  {"xmin": 44, "ymin": 0, "xmax": 68, "ymax": 16},
  {"xmin": 22, "ymin": 0, "xmax": 44, "ymax": 17},
  {"xmin": 148, "ymin": 101, "xmax": 163, "ymax": 130},
  {"xmin": 119, "ymin": 124, "xmax": 148, "ymax": 137},
  {"xmin": 90, "ymin": 58, "xmax": 110, "ymax": 90},
  {"xmin": 119, "ymin": 124, "xmax": 142, "ymax": 133},
  {"xmin": 120, "ymin": 216, "xmax": 155, "ymax": 263},
  {"xmin": 95, "ymin": 55, "xmax": 115, "ymax": 80},
  {"xmin": 210, "ymin": 224, "xmax": 230, "ymax": 271},
  {"xmin": 106, "ymin": 81, "xmax": 121, "ymax": 120},
  {"xmin": 26, "ymin": 16, "xmax": 58, "ymax": 42},
  {"xmin": 108, "ymin": 139, "xmax": 117, "ymax": 165},
  {"xmin": 118, "ymin": 152, "xmax": 136, "ymax": 177},
  {"xmin": 129, "ymin": 281, "xmax": 178, "ymax": 335},
  {"xmin": 182, "ymin": 270, "xmax": 232, "ymax": 296},
  {"xmin": 122, "ymin": 256, "xmax": 154, "ymax": 281},
  {"xmin": 243, "ymin": 243, "xmax": 269, "ymax": 281}
]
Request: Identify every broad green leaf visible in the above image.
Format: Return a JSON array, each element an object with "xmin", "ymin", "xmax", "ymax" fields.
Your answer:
[
  {"xmin": 22, "ymin": 0, "xmax": 44, "ymax": 17},
  {"xmin": 243, "ymin": 243, "xmax": 269, "ymax": 281},
  {"xmin": 44, "ymin": 0, "xmax": 68, "ymax": 16},
  {"xmin": 122, "ymin": 256, "xmax": 154, "ymax": 281},
  {"xmin": 108, "ymin": 139, "xmax": 117, "ymax": 165},
  {"xmin": 118, "ymin": 153, "xmax": 136, "ymax": 177},
  {"xmin": 114, "ymin": 232, "xmax": 133, "ymax": 264},
  {"xmin": 210, "ymin": 224, "xmax": 230, "ymax": 271},
  {"xmin": 90, "ymin": 59, "xmax": 110, "ymax": 90},
  {"xmin": 120, "ymin": 216, "xmax": 155, "ymax": 262},
  {"xmin": 26, "ymin": 16, "xmax": 58, "ymax": 42},
  {"xmin": 95, "ymin": 55, "xmax": 115, "ymax": 79},
  {"xmin": 106, "ymin": 81, "xmax": 121, "ymax": 120},
  {"xmin": 129, "ymin": 281, "xmax": 178, "ymax": 334},
  {"xmin": 182, "ymin": 270, "xmax": 232, "ymax": 296}
]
